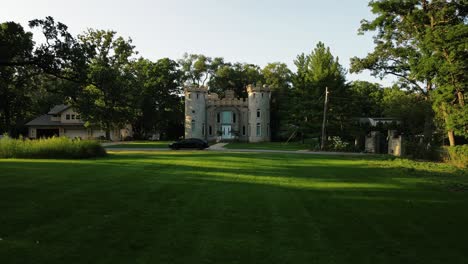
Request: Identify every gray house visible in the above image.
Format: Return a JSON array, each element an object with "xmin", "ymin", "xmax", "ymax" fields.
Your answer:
[{"xmin": 26, "ymin": 104, "xmax": 132, "ymax": 141}]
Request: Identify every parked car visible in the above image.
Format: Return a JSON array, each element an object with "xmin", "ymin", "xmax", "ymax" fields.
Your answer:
[{"xmin": 168, "ymin": 138, "xmax": 209, "ymax": 150}]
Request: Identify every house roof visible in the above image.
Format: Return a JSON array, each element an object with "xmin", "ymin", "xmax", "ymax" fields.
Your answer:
[
  {"xmin": 47, "ymin": 104, "xmax": 71, "ymax": 115},
  {"xmin": 25, "ymin": 114, "xmax": 84, "ymax": 127}
]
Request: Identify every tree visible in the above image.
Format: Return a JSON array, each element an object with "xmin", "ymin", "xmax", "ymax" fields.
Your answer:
[
  {"xmin": 290, "ymin": 42, "xmax": 347, "ymax": 145},
  {"xmin": 209, "ymin": 62, "xmax": 264, "ymax": 97},
  {"xmin": 178, "ymin": 53, "xmax": 225, "ymax": 86},
  {"xmin": 74, "ymin": 29, "xmax": 138, "ymax": 139},
  {"xmin": 348, "ymin": 81, "xmax": 384, "ymax": 118},
  {"xmin": 132, "ymin": 58, "xmax": 184, "ymax": 139},
  {"xmin": 262, "ymin": 62, "xmax": 292, "ymax": 140},
  {"xmin": 0, "ymin": 22, "xmax": 34, "ymax": 135},
  {"xmin": 351, "ymin": 0, "xmax": 468, "ymax": 145}
]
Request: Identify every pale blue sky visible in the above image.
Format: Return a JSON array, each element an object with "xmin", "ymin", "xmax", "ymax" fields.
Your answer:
[{"xmin": 1, "ymin": 0, "xmax": 394, "ymax": 85}]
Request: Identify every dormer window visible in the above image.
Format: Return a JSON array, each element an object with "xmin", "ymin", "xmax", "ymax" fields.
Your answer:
[
  {"xmin": 76, "ymin": 115, "xmax": 81, "ymax": 120},
  {"xmin": 66, "ymin": 114, "xmax": 70, "ymax": 120},
  {"xmin": 71, "ymin": 114, "xmax": 76, "ymax": 120}
]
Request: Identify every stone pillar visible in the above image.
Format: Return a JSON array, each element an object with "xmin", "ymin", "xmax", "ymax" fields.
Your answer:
[{"xmin": 365, "ymin": 131, "xmax": 380, "ymax": 153}]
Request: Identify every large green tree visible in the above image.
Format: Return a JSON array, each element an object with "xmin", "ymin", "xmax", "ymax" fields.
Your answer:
[
  {"xmin": 262, "ymin": 62, "xmax": 292, "ymax": 140},
  {"xmin": 74, "ymin": 29, "xmax": 138, "ymax": 139},
  {"xmin": 351, "ymin": 0, "xmax": 467, "ymax": 145},
  {"xmin": 290, "ymin": 42, "xmax": 347, "ymax": 145},
  {"xmin": 209, "ymin": 62, "xmax": 264, "ymax": 97},
  {"xmin": 132, "ymin": 58, "xmax": 184, "ymax": 139},
  {"xmin": 178, "ymin": 53, "xmax": 225, "ymax": 86},
  {"xmin": 0, "ymin": 22, "xmax": 35, "ymax": 135}
]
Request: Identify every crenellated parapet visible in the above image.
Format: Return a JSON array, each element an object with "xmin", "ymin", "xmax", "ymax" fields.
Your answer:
[
  {"xmin": 184, "ymin": 85, "xmax": 208, "ymax": 94},
  {"xmin": 206, "ymin": 96, "xmax": 248, "ymax": 107},
  {"xmin": 246, "ymin": 84, "xmax": 271, "ymax": 94}
]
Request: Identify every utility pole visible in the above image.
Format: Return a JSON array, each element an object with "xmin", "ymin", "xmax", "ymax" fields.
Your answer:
[{"xmin": 321, "ymin": 87, "xmax": 329, "ymax": 151}]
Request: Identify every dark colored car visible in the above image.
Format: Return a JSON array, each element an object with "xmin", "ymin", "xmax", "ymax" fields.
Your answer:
[{"xmin": 169, "ymin": 138, "xmax": 209, "ymax": 150}]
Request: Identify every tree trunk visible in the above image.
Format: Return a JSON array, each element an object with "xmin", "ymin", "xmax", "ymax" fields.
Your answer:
[
  {"xmin": 447, "ymin": 130, "xmax": 455, "ymax": 146},
  {"xmin": 457, "ymin": 91, "xmax": 465, "ymax": 106},
  {"xmin": 105, "ymin": 128, "xmax": 111, "ymax": 141}
]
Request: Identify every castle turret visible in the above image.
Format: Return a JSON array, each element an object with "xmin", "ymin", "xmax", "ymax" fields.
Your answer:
[
  {"xmin": 185, "ymin": 85, "xmax": 207, "ymax": 139},
  {"xmin": 247, "ymin": 84, "xmax": 271, "ymax": 142}
]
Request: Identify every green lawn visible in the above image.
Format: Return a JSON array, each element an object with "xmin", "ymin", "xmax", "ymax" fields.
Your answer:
[
  {"xmin": 105, "ymin": 140, "xmax": 172, "ymax": 149},
  {"xmin": 224, "ymin": 141, "xmax": 310, "ymax": 151},
  {"xmin": 1, "ymin": 151, "xmax": 467, "ymax": 263}
]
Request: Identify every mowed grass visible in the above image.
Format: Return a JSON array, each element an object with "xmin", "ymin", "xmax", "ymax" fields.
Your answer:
[
  {"xmin": 0, "ymin": 151, "xmax": 467, "ymax": 263},
  {"xmin": 224, "ymin": 141, "xmax": 310, "ymax": 150},
  {"xmin": 105, "ymin": 141, "xmax": 172, "ymax": 149}
]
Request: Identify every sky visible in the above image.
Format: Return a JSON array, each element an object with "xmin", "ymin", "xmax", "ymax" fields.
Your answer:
[{"xmin": 1, "ymin": 0, "xmax": 395, "ymax": 86}]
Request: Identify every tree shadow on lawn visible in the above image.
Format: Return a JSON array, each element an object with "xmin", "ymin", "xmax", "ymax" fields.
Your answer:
[
  {"xmin": 1, "ymin": 153, "xmax": 468, "ymax": 263},
  {"xmin": 1, "ymin": 152, "xmax": 466, "ymax": 199}
]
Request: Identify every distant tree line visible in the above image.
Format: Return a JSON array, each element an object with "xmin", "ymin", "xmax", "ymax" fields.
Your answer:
[{"xmin": 0, "ymin": 0, "xmax": 466, "ymax": 151}]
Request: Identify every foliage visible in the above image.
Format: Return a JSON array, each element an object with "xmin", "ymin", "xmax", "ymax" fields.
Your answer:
[
  {"xmin": 403, "ymin": 139, "xmax": 441, "ymax": 161},
  {"xmin": 348, "ymin": 81, "xmax": 384, "ymax": 117},
  {"xmin": 132, "ymin": 58, "xmax": 184, "ymax": 139},
  {"xmin": 289, "ymin": 42, "xmax": 348, "ymax": 144},
  {"xmin": 0, "ymin": 135, "xmax": 106, "ymax": 159},
  {"xmin": 178, "ymin": 53, "xmax": 224, "ymax": 86},
  {"xmin": 327, "ymin": 136, "xmax": 352, "ymax": 152},
  {"xmin": 0, "ymin": 22, "xmax": 35, "ymax": 135},
  {"xmin": 208, "ymin": 62, "xmax": 264, "ymax": 97},
  {"xmin": 351, "ymin": 0, "xmax": 468, "ymax": 145},
  {"xmin": 443, "ymin": 145, "xmax": 468, "ymax": 168},
  {"xmin": 74, "ymin": 29, "xmax": 139, "ymax": 139},
  {"xmin": 262, "ymin": 62, "xmax": 292, "ymax": 140}
]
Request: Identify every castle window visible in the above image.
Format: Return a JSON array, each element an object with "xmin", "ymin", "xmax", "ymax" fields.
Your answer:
[
  {"xmin": 233, "ymin": 113, "xmax": 236, "ymax": 123},
  {"xmin": 262, "ymin": 93, "xmax": 264, "ymax": 98},
  {"xmin": 257, "ymin": 109, "xmax": 260, "ymax": 118},
  {"xmin": 197, "ymin": 93, "xmax": 199, "ymax": 99},
  {"xmin": 192, "ymin": 110, "xmax": 195, "ymax": 114},
  {"xmin": 202, "ymin": 123, "xmax": 205, "ymax": 136},
  {"xmin": 188, "ymin": 93, "xmax": 191, "ymax": 99},
  {"xmin": 209, "ymin": 125, "xmax": 212, "ymax": 136},
  {"xmin": 267, "ymin": 123, "xmax": 270, "ymax": 136},
  {"xmin": 217, "ymin": 113, "xmax": 220, "ymax": 123},
  {"xmin": 191, "ymin": 120, "xmax": 195, "ymax": 131},
  {"xmin": 66, "ymin": 114, "xmax": 70, "ymax": 120},
  {"xmin": 242, "ymin": 125, "xmax": 246, "ymax": 136},
  {"xmin": 256, "ymin": 123, "xmax": 261, "ymax": 136},
  {"xmin": 253, "ymin": 93, "xmax": 256, "ymax": 98}
]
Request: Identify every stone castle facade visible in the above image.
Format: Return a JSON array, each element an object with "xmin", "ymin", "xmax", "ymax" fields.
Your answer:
[{"xmin": 184, "ymin": 84, "xmax": 271, "ymax": 142}]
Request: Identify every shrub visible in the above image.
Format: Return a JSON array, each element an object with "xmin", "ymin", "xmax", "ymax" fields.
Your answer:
[
  {"xmin": 0, "ymin": 136, "xmax": 107, "ymax": 159},
  {"xmin": 403, "ymin": 140, "xmax": 441, "ymax": 161},
  {"xmin": 443, "ymin": 145, "xmax": 468, "ymax": 168}
]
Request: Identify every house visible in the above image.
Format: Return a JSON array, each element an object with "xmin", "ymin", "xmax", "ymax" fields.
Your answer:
[
  {"xmin": 184, "ymin": 84, "xmax": 271, "ymax": 142},
  {"xmin": 26, "ymin": 104, "xmax": 132, "ymax": 141}
]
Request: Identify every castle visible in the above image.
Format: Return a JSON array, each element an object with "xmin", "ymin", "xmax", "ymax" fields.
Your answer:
[{"xmin": 184, "ymin": 84, "xmax": 271, "ymax": 142}]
